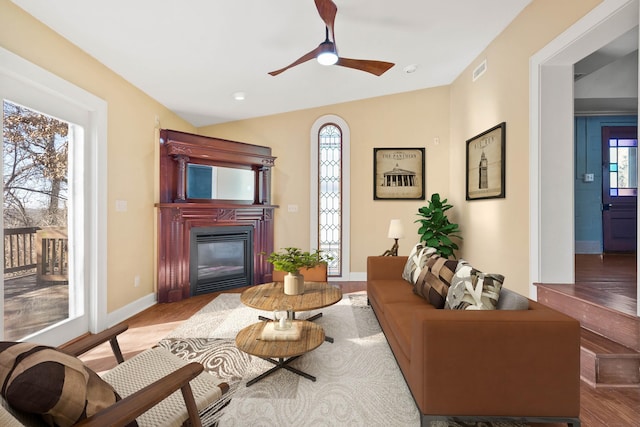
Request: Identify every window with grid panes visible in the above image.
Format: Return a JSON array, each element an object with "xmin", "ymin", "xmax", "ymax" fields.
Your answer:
[{"xmin": 318, "ymin": 124, "xmax": 342, "ymax": 276}]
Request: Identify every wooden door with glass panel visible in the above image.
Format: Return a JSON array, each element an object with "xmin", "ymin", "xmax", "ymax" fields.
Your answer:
[{"xmin": 602, "ymin": 126, "xmax": 637, "ymax": 252}]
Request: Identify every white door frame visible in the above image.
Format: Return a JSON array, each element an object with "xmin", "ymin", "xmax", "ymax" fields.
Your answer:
[{"xmin": 529, "ymin": 0, "xmax": 639, "ymax": 317}]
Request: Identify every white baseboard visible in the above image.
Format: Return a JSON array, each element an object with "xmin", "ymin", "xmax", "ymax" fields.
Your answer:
[
  {"xmin": 106, "ymin": 292, "xmax": 157, "ymax": 328},
  {"xmin": 349, "ymin": 272, "xmax": 366, "ymax": 281}
]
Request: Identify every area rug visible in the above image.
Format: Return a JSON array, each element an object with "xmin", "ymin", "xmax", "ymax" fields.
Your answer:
[{"xmin": 159, "ymin": 292, "xmax": 528, "ymax": 427}]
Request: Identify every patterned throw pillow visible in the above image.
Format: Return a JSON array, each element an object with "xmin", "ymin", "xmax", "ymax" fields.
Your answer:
[
  {"xmin": 0, "ymin": 342, "xmax": 132, "ymax": 427},
  {"xmin": 401, "ymin": 243, "xmax": 436, "ymax": 285},
  {"xmin": 413, "ymin": 253, "xmax": 459, "ymax": 309},
  {"xmin": 445, "ymin": 261, "xmax": 504, "ymax": 310}
]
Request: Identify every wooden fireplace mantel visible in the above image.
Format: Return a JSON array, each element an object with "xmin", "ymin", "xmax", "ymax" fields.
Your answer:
[{"xmin": 157, "ymin": 130, "xmax": 277, "ymax": 303}]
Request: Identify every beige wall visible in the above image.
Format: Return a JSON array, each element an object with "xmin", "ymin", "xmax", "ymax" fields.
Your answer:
[
  {"xmin": 199, "ymin": 86, "xmax": 451, "ymax": 274},
  {"xmin": 0, "ymin": 0, "xmax": 195, "ymax": 312},
  {"xmin": 449, "ymin": 0, "xmax": 602, "ymax": 295}
]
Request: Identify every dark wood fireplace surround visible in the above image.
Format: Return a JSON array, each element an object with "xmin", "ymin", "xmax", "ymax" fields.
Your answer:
[{"xmin": 157, "ymin": 129, "xmax": 277, "ymax": 302}]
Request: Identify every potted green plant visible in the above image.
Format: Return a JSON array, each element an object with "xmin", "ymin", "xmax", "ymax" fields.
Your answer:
[
  {"xmin": 266, "ymin": 247, "xmax": 331, "ymax": 295},
  {"xmin": 415, "ymin": 193, "xmax": 462, "ymax": 259}
]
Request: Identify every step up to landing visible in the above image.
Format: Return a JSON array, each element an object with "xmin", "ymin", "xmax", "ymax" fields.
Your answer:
[
  {"xmin": 580, "ymin": 328, "xmax": 640, "ymax": 388},
  {"xmin": 536, "ymin": 284, "xmax": 640, "ymax": 352}
]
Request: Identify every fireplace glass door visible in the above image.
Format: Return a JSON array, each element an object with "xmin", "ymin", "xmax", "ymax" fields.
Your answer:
[{"xmin": 190, "ymin": 225, "xmax": 254, "ymax": 294}]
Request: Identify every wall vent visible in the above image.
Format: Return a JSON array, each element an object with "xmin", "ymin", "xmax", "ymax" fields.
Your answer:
[{"xmin": 472, "ymin": 59, "xmax": 487, "ymax": 82}]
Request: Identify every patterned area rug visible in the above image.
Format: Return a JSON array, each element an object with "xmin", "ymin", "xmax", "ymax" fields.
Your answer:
[{"xmin": 159, "ymin": 292, "xmax": 528, "ymax": 427}]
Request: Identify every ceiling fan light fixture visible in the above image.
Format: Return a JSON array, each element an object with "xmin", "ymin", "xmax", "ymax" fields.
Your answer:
[{"xmin": 317, "ymin": 42, "xmax": 338, "ymax": 66}]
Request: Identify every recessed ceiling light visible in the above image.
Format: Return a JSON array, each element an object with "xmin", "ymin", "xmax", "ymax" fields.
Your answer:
[
  {"xmin": 233, "ymin": 91, "xmax": 246, "ymax": 101},
  {"xmin": 403, "ymin": 64, "xmax": 418, "ymax": 74}
]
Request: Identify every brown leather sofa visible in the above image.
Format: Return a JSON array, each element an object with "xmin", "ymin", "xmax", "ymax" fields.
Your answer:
[{"xmin": 367, "ymin": 256, "xmax": 581, "ymax": 427}]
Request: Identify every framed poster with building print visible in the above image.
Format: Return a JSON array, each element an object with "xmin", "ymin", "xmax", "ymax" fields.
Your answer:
[
  {"xmin": 373, "ymin": 148, "xmax": 425, "ymax": 200},
  {"xmin": 466, "ymin": 122, "xmax": 506, "ymax": 200}
]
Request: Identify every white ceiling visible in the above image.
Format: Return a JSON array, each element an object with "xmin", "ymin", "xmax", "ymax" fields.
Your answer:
[{"xmin": 13, "ymin": 0, "xmax": 532, "ymax": 127}]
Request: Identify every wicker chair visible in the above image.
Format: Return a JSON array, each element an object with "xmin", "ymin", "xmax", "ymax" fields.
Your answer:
[{"xmin": 0, "ymin": 324, "xmax": 229, "ymax": 427}]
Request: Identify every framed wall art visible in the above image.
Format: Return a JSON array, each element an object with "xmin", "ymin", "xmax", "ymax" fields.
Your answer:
[
  {"xmin": 466, "ymin": 122, "xmax": 506, "ymax": 201},
  {"xmin": 373, "ymin": 147, "xmax": 425, "ymax": 200}
]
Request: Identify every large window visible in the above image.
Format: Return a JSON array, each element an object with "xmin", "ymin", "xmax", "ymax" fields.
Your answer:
[
  {"xmin": 318, "ymin": 124, "xmax": 342, "ymax": 276},
  {"xmin": 311, "ymin": 115, "xmax": 350, "ymax": 280},
  {"xmin": 0, "ymin": 47, "xmax": 107, "ymax": 346},
  {"xmin": 3, "ymin": 100, "xmax": 71, "ymax": 340}
]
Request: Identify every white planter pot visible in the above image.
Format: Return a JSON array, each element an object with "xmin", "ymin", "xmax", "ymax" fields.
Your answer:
[{"xmin": 284, "ymin": 272, "xmax": 305, "ymax": 295}]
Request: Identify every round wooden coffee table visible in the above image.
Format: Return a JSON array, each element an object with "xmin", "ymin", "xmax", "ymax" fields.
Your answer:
[
  {"xmin": 235, "ymin": 320, "xmax": 325, "ymax": 386},
  {"xmin": 240, "ymin": 281, "xmax": 342, "ymax": 342}
]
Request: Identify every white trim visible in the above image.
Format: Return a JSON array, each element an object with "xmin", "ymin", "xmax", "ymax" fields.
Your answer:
[
  {"xmin": 529, "ymin": 0, "xmax": 639, "ymax": 305},
  {"xmin": 0, "ymin": 47, "xmax": 108, "ymax": 343},
  {"xmin": 350, "ymin": 272, "xmax": 367, "ymax": 281},
  {"xmin": 310, "ymin": 114, "xmax": 351, "ymax": 280},
  {"xmin": 106, "ymin": 293, "xmax": 157, "ymax": 328}
]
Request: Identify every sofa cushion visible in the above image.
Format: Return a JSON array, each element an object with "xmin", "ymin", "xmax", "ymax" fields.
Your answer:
[
  {"xmin": 0, "ymin": 342, "xmax": 128, "ymax": 427},
  {"xmin": 412, "ymin": 253, "xmax": 459, "ymax": 309},
  {"xmin": 384, "ymin": 301, "xmax": 433, "ymax": 362},
  {"xmin": 445, "ymin": 261, "xmax": 504, "ymax": 310},
  {"xmin": 496, "ymin": 288, "xmax": 529, "ymax": 310},
  {"xmin": 368, "ymin": 279, "xmax": 425, "ymax": 308},
  {"xmin": 401, "ymin": 243, "xmax": 436, "ymax": 285}
]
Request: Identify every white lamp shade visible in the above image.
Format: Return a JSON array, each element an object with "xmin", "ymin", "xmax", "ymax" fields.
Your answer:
[{"xmin": 387, "ymin": 219, "xmax": 405, "ymax": 239}]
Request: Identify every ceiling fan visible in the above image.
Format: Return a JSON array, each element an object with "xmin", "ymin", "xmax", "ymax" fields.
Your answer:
[{"xmin": 268, "ymin": 0, "xmax": 395, "ymax": 77}]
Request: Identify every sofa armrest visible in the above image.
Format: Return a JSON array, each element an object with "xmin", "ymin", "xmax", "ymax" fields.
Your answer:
[
  {"xmin": 367, "ymin": 256, "xmax": 408, "ymax": 281},
  {"xmin": 410, "ymin": 308, "xmax": 581, "ymax": 417}
]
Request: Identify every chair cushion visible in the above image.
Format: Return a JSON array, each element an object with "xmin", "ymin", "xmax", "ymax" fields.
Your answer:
[
  {"xmin": 0, "ymin": 342, "xmax": 127, "ymax": 427},
  {"xmin": 103, "ymin": 347, "xmax": 224, "ymax": 427},
  {"xmin": 412, "ymin": 253, "xmax": 459, "ymax": 308}
]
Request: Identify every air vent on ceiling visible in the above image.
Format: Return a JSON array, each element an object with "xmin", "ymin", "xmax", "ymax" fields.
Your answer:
[{"xmin": 472, "ymin": 59, "xmax": 487, "ymax": 82}]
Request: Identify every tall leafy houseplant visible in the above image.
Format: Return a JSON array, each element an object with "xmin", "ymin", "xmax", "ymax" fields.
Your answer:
[{"xmin": 415, "ymin": 193, "xmax": 462, "ymax": 259}]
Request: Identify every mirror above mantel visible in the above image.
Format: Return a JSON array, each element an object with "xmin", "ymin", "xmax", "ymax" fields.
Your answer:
[
  {"xmin": 186, "ymin": 164, "xmax": 255, "ymax": 201},
  {"xmin": 159, "ymin": 129, "xmax": 276, "ymax": 205}
]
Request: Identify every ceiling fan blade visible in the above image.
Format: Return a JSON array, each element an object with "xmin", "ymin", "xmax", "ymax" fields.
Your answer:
[
  {"xmin": 335, "ymin": 57, "xmax": 395, "ymax": 76},
  {"xmin": 268, "ymin": 45, "xmax": 323, "ymax": 76},
  {"xmin": 314, "ymin": 0, "xmax": 337, "ymax": 42}
]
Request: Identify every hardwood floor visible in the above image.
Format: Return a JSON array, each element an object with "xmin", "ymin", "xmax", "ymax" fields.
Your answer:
[
  {"xmin": 78, "ymin": 280, "xmax": 639, "ymax": 427},
  {"xmin": 574, "ymin": 253, "xmax": 637, "ymax": 315}
]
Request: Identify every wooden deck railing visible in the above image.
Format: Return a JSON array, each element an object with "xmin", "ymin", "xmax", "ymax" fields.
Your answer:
[
  {"xmin": 3, "ymin": 227, "xmax": 68, "ymax": 283},
  {"xmin": 3, "ymin": 227, "xmax": 39, "ymax": 274},
  {"xmin": 36, "ymin": 227, "xmax": 68, "ymax": 282}
]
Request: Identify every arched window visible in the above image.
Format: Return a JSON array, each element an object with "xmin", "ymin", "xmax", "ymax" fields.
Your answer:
[
  {"xmin": 318, "ymin": 124, "xmax": 342, "ymax": 276},
  {"xmin": 311, "ymin": 115, "xmax": 350, "ymax": 279}
]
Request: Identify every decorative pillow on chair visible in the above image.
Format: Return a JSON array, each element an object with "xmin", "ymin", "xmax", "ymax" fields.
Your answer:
[
  {"xmin": 413, "ymin": 253, "xmax": 459, "ymax": 308},
  {"xmin": 401, "ymin": 243, "xmax": 436, "ymax": 285},
  {"xmin": 0, "ymin": 342, "xmax": 133, "ymax": 427},
  {"xmin": 445, "ymin": 261, "xmax": 504, "ymax": 310}
]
